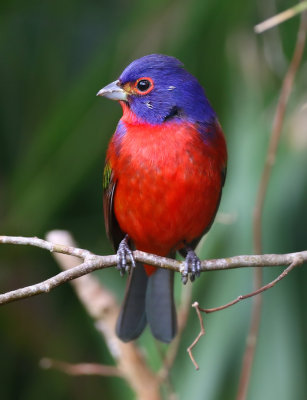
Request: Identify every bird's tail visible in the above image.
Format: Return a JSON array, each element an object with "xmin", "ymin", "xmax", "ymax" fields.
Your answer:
[
  {"xmin": 146, "ymin": 267, "xmax": 177, "ymax": 343},
  {"xmin": 116, "ymin": 262, "xmax": 148, "ymax": 342},
  {"xmin": 116, "ymin": 264, "xmax": 177, "ymax": 343}
]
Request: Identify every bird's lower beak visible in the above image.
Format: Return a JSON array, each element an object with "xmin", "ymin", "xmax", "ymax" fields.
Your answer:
[{"xmin": 96, "ymin": 80, "xmax": 128, "ymax": 101}]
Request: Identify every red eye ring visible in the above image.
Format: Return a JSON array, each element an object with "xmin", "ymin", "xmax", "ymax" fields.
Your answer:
[{"xmin": 134, "ymin": 77, "xmax": 154, "ymax": 95}]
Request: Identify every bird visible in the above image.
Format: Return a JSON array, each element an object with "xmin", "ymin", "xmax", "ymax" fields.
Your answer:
[{"xmin": 97, "ymin": 54, "xmax": 227, "ymax": 343}]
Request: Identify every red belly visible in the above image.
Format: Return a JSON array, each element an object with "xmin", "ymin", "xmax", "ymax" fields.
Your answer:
[{"xmin": 110, "ymin": 121, "xmax": 224, "ymax": 257}]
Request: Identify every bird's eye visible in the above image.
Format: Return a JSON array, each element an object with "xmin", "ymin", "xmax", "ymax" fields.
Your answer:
[
  {"xmin": 135, "ymin": 77, "xmax": 154, "ymax": 95},
  {"xmin": 137, "ymin": 80, "xmax": 150, "ymax": 91}
]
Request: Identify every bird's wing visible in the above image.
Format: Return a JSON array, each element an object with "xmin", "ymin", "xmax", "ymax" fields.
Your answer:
[{"xmin": 103, "ymin": 161, "xmax": 125, "ymax": 249}]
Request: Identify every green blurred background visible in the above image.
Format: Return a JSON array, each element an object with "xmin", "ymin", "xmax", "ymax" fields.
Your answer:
[{"xmin": 1, "ymin": 0, "xmax": 307, "ymax": 399}]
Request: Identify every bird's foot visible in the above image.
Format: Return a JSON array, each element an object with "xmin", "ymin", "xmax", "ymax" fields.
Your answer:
[
  {"xmin": 116, "ymin": 235, "xmax": 136, "ymax": 276},
  {"xmin": 181, "ymin": 249, "xmax": 201, "ymax": 284}
]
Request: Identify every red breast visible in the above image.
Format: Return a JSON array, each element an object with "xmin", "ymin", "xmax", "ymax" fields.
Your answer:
[{"xmin": 107, "ymin": 116, "xmax": 227, "ymax": 275}]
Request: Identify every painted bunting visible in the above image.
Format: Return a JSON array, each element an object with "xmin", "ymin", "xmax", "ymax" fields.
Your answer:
[{"xmin": 97, "ymin": 54, "xmax": 227, "ymax": 343}]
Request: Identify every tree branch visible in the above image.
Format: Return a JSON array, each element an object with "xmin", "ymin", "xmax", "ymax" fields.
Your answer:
[
  {"xmin": 0, "ymin": 234, "xmax": 306, "ymax": 306},
  {"xmin": 45, "ymin": 230, "xmax": 162, "ymax": 400},
  {"xmin": 40, "ymin": 358, "xmax": 123, "ymax": 377}
]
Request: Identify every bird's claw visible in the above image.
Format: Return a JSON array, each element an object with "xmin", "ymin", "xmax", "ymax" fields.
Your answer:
[
  {"xmin": 116, "ymin": 235, "xmax": 136, "ymax": 276},
  {"xmin": 181, "ymin": 249, "xmax": 201, "ymax": 284}
]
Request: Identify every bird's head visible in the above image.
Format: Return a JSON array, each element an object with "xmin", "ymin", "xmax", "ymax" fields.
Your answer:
[{"xmin": 97, "ymin": 54, "xmax": 215, "ymax": 125}]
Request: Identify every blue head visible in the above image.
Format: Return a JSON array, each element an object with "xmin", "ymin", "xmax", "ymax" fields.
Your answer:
[{"xmin": 97, "ymin": 54, "xmax": 216, "ymax": 125}]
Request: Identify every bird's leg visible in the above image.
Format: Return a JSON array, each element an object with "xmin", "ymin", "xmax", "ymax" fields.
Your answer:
[
  {"xmin": 181, "ymin": 248, "xmax": 201, "ymax": 284},
  {"xmin": 116, "ymin": 234, "xmax": 136, "ymax": 276}
]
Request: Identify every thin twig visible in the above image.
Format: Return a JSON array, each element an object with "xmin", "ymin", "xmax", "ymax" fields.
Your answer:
[
  {"xmin": 0, "ymin": 234, "xmax": 307, "ymax": 306},
  {"xmin": 255, "ymin": 1, "xmax": 307, "ymax": 33},
  {"xmin": 186, "ymin": 257, "xmax": 303, "ymax": 369},
  {"xmin": 239, "ymin": 12, "xmax": 307, "ymax": 400},
  {"xmin": 201, "ymin": 257, "xmax": 303, "ymax": 313},
  {"xmin": 40, "ymin": 358, "xmax": 123, "ymax": 377},
  {"xmin": 187, "ymin": 302, "xmax": 205, "ymax": 370},
  {"xmin": 0, "ymin": 234, "xmax": 93, "ymax": 259}
]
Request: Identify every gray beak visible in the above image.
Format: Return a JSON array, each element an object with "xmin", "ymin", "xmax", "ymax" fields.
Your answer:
[{"xmin": 96, "ymin": 80, "xmax": 127, "ymax": 101}]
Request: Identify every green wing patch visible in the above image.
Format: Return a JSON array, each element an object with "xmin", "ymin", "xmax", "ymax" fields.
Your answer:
[
  {"xmin": 102, "ymin": 161, "xmax": 124, "ymax": 248},
  {"xmin": 103, "ymin": 162, "xmax": 113, "ymax": 191}
]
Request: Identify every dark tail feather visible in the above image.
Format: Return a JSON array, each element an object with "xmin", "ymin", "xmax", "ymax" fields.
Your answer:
[
  {"xmin": 146, "ymin": 268, "xmax": 177, "ymax": 343},
  {"xmin": 116, "ymin": 263, "xmax": 148, "ymax": 342}
]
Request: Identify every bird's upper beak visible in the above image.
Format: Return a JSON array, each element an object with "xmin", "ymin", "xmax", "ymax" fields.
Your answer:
[{"xmin": 96, "ymin": 80, "xmax": 128, "ymax": 101}]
